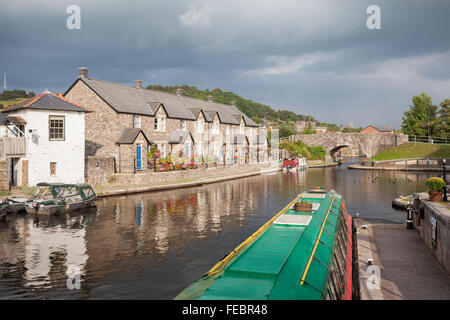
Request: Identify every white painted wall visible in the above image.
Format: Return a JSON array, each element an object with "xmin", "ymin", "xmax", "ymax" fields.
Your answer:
[{"xmin": 7, "ymin": 109, "xmax": 85, "ymax": 186}]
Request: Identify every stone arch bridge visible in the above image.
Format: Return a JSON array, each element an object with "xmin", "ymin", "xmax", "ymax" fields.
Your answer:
[{"xmin": 295, "ymin": 133, "xmax": 408, "ymax": 161}]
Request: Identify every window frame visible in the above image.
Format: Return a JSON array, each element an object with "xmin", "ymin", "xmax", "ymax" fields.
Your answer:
[
  {"xmin": 49, "ymin": 115, "xmax": 65, "ymax": 141},
  {"xmin": 50, "ymin": 162, "xmax": 56, "ymax": 176},
  {"xmin": 134, "ymin": 115, "xmax": 141, "ymax": 128}
]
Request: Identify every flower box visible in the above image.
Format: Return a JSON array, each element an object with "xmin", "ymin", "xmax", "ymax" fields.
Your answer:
[{"xmin": 294, "ymin": 203, "xmax": 312, "ymax": 212}]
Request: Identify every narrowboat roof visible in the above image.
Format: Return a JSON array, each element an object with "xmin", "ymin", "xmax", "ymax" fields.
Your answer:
[{"xmin": 175, "ymin": 189, "xmax": 347, "ymax": 300}]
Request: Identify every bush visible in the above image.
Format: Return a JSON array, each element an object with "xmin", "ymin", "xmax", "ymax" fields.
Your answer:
[
  {"xmin": 425, "ymin": 177, "xmax": 446, "ymax": 192},
  {"xmin": 279, "ymin": 140, "xmax": 326, "ymax": 160}
]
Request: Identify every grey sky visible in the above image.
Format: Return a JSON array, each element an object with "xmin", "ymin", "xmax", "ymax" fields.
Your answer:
[{"xmin": 1, "ymin": 0, "xmax": 450, "ymax": 128}]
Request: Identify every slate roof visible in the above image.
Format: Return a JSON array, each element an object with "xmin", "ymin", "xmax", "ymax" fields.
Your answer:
[
  {"xmin": 116, "ymin": 128, "xmax": 151, "ymax": 144},
  {"xmin": 373, "ymin": 125, "xmax": 394, "ymax": 132},
  {"xmin": 65, "ymin": 77, "xmax": 259, "ymax": 126},
  {"xmin": 366, "ymin": 125, "xmax": 394, "ymax": 132},
  {"xmin": 168, "ymin": 129, "xmax": 194, "ymax": 144},
  {"xmin": 2, "ymin": 91, "xmax": 90, "ymax": 113}
]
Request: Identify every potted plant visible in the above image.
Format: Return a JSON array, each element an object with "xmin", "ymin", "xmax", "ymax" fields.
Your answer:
[
  {"xmin": 294, "ymin": 200, "xmax": 312, "ymax": 212},
  {"xmin": 425, "ymin": 177, "xmax": 446, "ymax": 202}
]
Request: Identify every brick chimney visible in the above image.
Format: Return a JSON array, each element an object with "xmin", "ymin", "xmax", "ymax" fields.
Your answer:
[
  {"xmin": 78, "ymin": 67, "xmax": 88, "ymax": 78},
  {"xmin": 207, "ymin": 95, "xmax": 213, "ymax": 103},
  {"xmin": 176, "ymin": 88, "xmax": 183, "ymax": 96},
  {"xmin": 134, "ymin": 80, "xmax": 143, "ymax": 89}
]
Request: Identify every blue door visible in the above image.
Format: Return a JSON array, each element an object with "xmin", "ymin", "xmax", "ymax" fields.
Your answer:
[{"xmin": 136, "ymin": 144, "xmax": 142, "ymax": 170}]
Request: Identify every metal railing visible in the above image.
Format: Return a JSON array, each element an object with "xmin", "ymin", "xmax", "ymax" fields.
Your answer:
[
  {"xmin": 443, "ymin": 161, "xmax": 449, "ymax": 201},
  {"xmin": 408, "ymin": 135, "xmax": 449, "ymax": 145}
]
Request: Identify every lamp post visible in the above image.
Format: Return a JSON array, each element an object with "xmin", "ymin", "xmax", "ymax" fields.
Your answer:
[{"xmin": 444, "ymin": 159, "xmax": 448, "ymax": 202}]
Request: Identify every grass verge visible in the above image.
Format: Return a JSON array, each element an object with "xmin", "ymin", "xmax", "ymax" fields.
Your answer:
[{"xmin": 372, "ymin": 143, "xmax": 450, "ymax": 161}]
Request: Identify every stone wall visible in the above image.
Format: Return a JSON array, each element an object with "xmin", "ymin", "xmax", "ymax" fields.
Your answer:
[
  {"xmin": 296, "ymin": 132, "xmax": 409, "ymax": 159},
  {"xmin": 362, "ymin": 158, "xmax": 449, "ymax": 168},
  {"xmin": 86, "ymin": 156, "xmax": 115, "ymax": 186},
  {"xmin": 419, "ymin": 200, "xmax": 450, "ymax": 273},
  {"xmin": 108, "ymin": 161, "xmax": 277, "ymax": 186}
]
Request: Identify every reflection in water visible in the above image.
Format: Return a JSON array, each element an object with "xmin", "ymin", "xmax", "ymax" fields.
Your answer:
[{"xmin": 0, "ymin": 160, "xmax": 434, "ymax": 299}]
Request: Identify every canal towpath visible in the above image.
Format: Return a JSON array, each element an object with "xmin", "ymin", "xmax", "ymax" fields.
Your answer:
[{"xmin": 356, "ymin": 219, "xmax": 450, "ymax": 300}]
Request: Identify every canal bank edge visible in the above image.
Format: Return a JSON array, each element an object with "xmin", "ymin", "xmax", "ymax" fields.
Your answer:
[
  {"xmin": 348, "ymin": 164, "xmax": 444, "ymax": 172},
  {"xmin": 355, "ymin": 220, "xmax": 384, "ymax": 300},
  {"xmin": 95, "ymin": 164, "xmax": 281, "ymax": 198}
]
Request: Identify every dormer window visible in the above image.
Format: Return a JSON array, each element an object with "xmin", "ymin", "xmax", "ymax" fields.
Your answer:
[
  {"xmin": 197, "ymin": 119, "xmax": 204, "ymax": 134},
  {"xmin": 155, "ymin": 116, "xmax": 166, "ymax": 131},
  {"xmin": 134, "ymin": 115, "xmax": 141, "ymax": 128},
  {"xmin": 213, "ymin": 118, "xmax": 219, "ymax": 134}
]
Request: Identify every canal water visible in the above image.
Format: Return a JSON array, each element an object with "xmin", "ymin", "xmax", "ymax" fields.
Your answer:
[{"xmin": 0, "ymin": 159, "xmax": 434, "ymax": 299}]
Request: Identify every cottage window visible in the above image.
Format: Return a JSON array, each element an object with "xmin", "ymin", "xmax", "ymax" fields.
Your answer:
[
  {"xmin": 134, "ymin": 115, "xmax": 141, "ymax": 128},
  {"xmin": 50, "ymin": 162, "xmax": 56, "ymax": 176},
  {"xmin": 197, "ymin": 119, "xmax": 204, "ymax": 134},
  {"xmin": 213, "ymin": 119, "xmax": 219, "ymax": 134},
  {"xmin": 226, "ymin": 125, "xmax": 230, "ymax": 136},
  {"xmin": 49, "ymin": 116, "xmax": 65, "ymax": 141},
  {"xmin": 155, "ymin": 116, "xmax": 166, "ymax": 131}
]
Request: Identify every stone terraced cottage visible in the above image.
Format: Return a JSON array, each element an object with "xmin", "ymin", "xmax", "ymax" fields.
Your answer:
[{"xmin": 64, "ymin": 68, "xmax": 268, "ymax": 182}]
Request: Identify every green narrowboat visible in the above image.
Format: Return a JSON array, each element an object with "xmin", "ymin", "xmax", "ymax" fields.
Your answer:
[
  {"xmin": 24, "ymin": 183, "xmax": 97, "ymax": 215},
  {"xmin": 175, "ymin": 188, "xmax": 353, "ymax": 300}
]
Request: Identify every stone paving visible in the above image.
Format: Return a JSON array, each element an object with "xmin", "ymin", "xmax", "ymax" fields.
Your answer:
[{"xmin": 357, "ymin": 220, "xmax": 450, "ymax": 300}]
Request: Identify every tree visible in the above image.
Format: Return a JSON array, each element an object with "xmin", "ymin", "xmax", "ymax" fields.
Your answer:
[
  {"xmin": 301, "ymin": 123, "xmax": 316, "ymax": 134},
  {"xmin": 434, "ymin": 99, "xmax": 450, "ymax": 138},
  {"xmin": 401, "ymin": 93, "xmax": 438, "ymax": 137},
  {"xmin": 279, "ymin": 123, "xmax": 296, "ymax": 138}
]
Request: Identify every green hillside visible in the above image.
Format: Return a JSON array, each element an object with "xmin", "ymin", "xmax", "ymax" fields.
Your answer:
[
  {"xmin": 146, "ymin": 84, "xmax": 339, "ymax": 134},
  {"xmin": 0, "ymin": 89, "xmax": 35, "ymax": 109}
]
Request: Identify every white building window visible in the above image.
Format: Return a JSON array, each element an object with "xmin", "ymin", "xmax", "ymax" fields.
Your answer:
[
  {"xmin": 226, "ymin": 125, "xmax": 230, "ymax": 136},
  {"xmin": 134, "ymin": 115, "xmax": 141, "ymax": 128},
  {"xmin": 49, "ymin": 115, "xmax": 65, "ymax": 141}
]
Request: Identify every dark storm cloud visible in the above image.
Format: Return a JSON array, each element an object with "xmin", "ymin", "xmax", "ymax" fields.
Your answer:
[{"xmin": 1, "ymin": 0, "xmax": 449, "ymax": 127}]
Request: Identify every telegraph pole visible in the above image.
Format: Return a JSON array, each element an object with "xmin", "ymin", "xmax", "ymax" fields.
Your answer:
[{"xmin": 3, "ymin": 72, "xmax": 6, "ymax": 93}]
